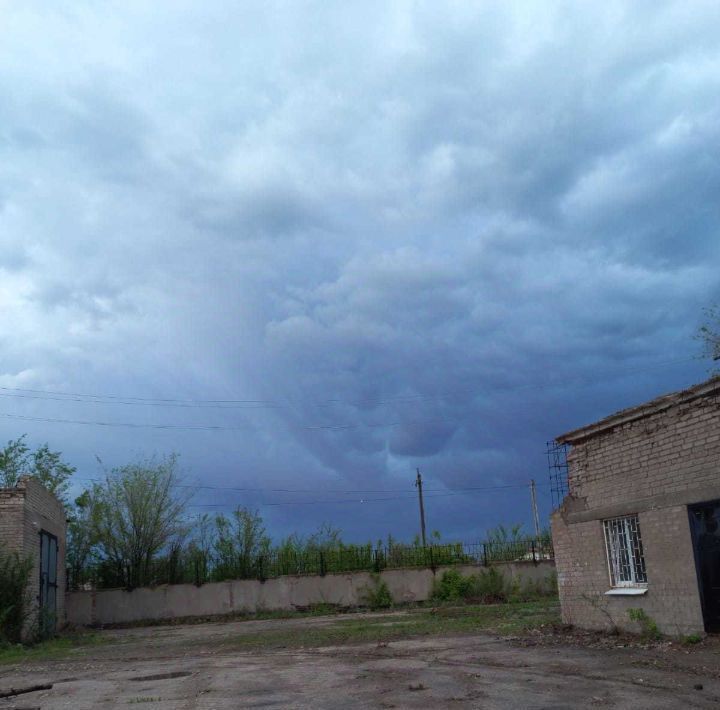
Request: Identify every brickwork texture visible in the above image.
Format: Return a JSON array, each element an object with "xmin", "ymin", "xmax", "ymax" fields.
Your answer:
[
  {"xmin": 0, "ymin": 477, "xmax": 67, "ymax": 634},
  {"xmin": 552, "ymin": 380, "xmax": 720, "ymax": 636}
]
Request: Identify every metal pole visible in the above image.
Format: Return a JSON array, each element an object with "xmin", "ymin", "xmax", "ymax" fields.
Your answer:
[
  {"xmin": 530, "ymin": 479, "xmax": 541, "ymax": 539},
  {"xmin": 415, "ymin": 469, "xmax": 427, "ymax": 547}
]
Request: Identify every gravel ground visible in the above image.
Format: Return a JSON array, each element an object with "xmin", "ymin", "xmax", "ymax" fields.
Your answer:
[{"xmin": 1, "ymin": 611, "xmax": 719, "ymax": 709}]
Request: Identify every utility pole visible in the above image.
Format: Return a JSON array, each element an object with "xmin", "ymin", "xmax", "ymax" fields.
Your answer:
[
  {"xmin": 415, "ymin": 469, "xmax": 427, "ymax": 547},
  {"xmin": 530, "ymin": 479, "xmax": 541, "ymax": 539}
]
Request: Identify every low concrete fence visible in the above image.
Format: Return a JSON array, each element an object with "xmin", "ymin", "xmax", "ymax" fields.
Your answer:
[{"xmin": 65, "ymin": 560, "xmax": 555, "ymax": 627}]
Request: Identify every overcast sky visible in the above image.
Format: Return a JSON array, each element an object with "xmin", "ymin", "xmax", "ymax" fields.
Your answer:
[{"xmin": 1, "ymin": 1, "xmax": 718, "ymax": 543}]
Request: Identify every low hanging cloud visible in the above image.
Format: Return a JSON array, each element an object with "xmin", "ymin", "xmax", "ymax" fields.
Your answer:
[{"xmin": 0, "ymin": 1, "xmax": 718, "ymax": 540}]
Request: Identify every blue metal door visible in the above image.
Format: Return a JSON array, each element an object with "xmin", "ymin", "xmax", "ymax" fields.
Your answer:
[{"xmin": 39, "ymin": 530, "xmax": 58, "ymax": 632}]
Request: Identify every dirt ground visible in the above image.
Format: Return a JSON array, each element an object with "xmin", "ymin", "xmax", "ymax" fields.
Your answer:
[{"xmin": 2, "ymin": 610, "xmax": 720, "ymax": 709}]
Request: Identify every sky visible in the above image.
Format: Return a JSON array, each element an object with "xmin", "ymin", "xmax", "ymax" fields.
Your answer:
[{"xmin": 1, "ymin": 1, "xmax": 719, "ymax": 544}]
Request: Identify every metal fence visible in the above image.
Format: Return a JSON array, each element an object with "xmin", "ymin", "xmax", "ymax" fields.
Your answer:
[{"xmin": 67, "ymin": 537, "xmax": 554, "ymax": 591}]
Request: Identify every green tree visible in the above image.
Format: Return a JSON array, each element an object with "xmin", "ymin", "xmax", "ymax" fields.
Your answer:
[
  {"xmin": 0, "ymin": 435, "xmax": 75, "ymax": 501},
  {"xmin": 698, "ymin": 305, "xmax": 720, "ymax": 365},
  {"xmin": 305, "ymin": 522, "xmax": 342, "ymax": 551},
  {"xmin": 89, "ymin": 454, "xmax": 190, "ymax": 589},
  {"xmin": 66, "ymin": 491, "xmax": 101, "ymax": 589},
  {"xmin": 486, "ymin": 523, "xmax": 525, "ymax": 544},
  {"xmin": 212, "ymin": 507, "xmax": 270, "ymax": 580}
]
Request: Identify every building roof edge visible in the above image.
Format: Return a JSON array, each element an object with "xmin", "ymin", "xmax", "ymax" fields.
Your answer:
[{"xmin": 556, "ymin": 375, "xmax": 720, "ymax": 445}]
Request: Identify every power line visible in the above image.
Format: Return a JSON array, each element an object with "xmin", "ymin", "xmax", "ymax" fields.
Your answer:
[
  {"xmin": 0, "ymin": 391, "xmax": 281, "ymax": 410},
  {"xmin": 185, "ymin": 488, "xmax": 539, "ymax": 508},
  {"xmin": 72, "ymin": 475, "xmax": 551, "ymax": 507},
  {"xmin": 0, "ymin": 353, "xmax": 701, "ymax": 412},
  {"xmin": 0, "ymin": 385, "xmax": 278, "ymax": 406},
  {"xmin": 0, "ymin": 411, "xmax": 451, "ymax": 432},
  {"xmin": 73, "ymin": 476, "xmax": 549, "ymax": 496},
  {"xmin": 0, "ymin": 412, "xmax": 252, "ymax": 431},
  {"xmin": 0, "ymin": 353, "xmax": 702, "ymax": 433}
]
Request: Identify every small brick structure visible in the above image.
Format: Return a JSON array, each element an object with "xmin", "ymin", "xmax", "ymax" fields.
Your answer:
[
  {"xmin": 551, "ymin": 377, "xmax": 720, "ymax": 636},
  {"xmin": 0, "ymin": 476, "xmax": 67, "ymax": 636}
]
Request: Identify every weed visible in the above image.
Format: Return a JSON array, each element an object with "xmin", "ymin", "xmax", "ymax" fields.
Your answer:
[
  {"xmin": 306, "ymin": 602, "xmax": 338, "ymax": 615},
  {"xmin": 361, "ymin": 575, "xmax": 393, "ymax": 609},
  {"xmin": 432, "ymin": 567, "xmax": 509, "ymax": 603},
  {"xmin": 215, "ymin": 599, "xmax": 561, "ymax": 650},
  {"xmin": 432, "ymin": 569, "xmax": 477, "ymax": 601},
  {"xmin": 0, "ymin": 631, "xmax": 109, "ymax": 665},
  {"xmin": 627, "ymin": 608, "xmax": 661, "ymax": 640},
  {"xmin": 0, "ymin": 547, "xmax": 33, "ymax": 644},
  {"xmin": 682, "ymin": 634, "xmax": 703, "ymax": 645},
  {"xmin": 507, "ymin": 575, "xmax": 557, "ymax": 602}
]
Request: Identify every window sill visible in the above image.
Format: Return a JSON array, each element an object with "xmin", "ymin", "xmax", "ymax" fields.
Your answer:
[{"xmin": 604, "ymin": 587, "xmax": 648, "ymax": 596}]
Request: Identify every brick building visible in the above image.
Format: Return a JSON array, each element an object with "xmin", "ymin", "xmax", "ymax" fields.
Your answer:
[
  {"xmin": 551, "ymin": 377, "xmax": 720, "ymax": 636},
  {"xmin": 0, "ymin": 476, "xmax": 67, "ymax": 635}
]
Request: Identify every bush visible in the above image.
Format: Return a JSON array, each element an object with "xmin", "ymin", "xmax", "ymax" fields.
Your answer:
[
  {"xmin": 682, "ymin": 634, "xmax": 703, "ymax": 645},
  {"xmin": 362, "ymin": 575, "xmax": 393, "ymax": 609},
  {"xmin": 474, "ymin": 567, "xmax": 508, "ymax": 602},
  {"xmin": 0, "ymin": 548, "xmax": 33, "ymax": 644},
  {"xmin": 627, "ymin": 608, "xmax": 661, "ymax": 640},
  {"xmin": 432, "ymin": 567, "xmax": 508, "ymax": 603},
  {"xmin": 507, "ymin": 575, "xmax": 556, "ymax": 602},
  {"xmin": 432, "ymin": 569, "xmax": 475, "ymax": 601}
]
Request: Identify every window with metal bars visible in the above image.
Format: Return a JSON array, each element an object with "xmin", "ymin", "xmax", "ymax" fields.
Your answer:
[{"xmin": 602, "ymin": 515, "xmax": 647, "ymax": 587}]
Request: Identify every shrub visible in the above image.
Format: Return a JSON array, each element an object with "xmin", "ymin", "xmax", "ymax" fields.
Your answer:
[
  {"xmin": 627, "ymin": 608, "xmax": 661, "ymax": 640},
  {"xmin": 432, "ymin": 569, "xmax": 475, "ymax": 601},
  {"xmin": 508, "ymin": 577, "xmax": 550, "ymax": 602},
  {"xmin": 362, "ymin": 575, "xmax": 393, "ymax": 609},
  {"xmin": 0, "ymin": 548, "xmax": 33, "ymax": 644},
  {"xmin": 682, "ymin": 634, "xmax": 703, "ymax": 645},
  {"xmin": 474, "ymin": 567, "xmax": 507, "ymax": 602},
  {"xmin": 432, "ymin": 567, "xmax": 508, "ymax": 603}
]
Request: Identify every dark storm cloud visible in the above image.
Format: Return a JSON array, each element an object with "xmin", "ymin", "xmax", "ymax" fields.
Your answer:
[{"xmin": 0, "ymin": 1, "xmax": 719, "ymax": 540}]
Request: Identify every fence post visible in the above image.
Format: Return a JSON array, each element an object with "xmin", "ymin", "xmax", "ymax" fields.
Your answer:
[
  {"xmin": 531, "ymin": 540, "xmax": 537, "ymax": 565},
  {"xmin": 319, "ymin": 551, "xmax": 326, "ymax": 577},
  {"xmin": 483, "ymin": 543, "xmax": 488, "ymax": 568},
  {"xmin": 429, "ymin": 545, "xmax": 435, "ymax": 572}
]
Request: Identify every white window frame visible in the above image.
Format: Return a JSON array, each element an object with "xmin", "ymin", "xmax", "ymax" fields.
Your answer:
[{"xmin": 602, "ymin": 515, "xmax": 648, "ymax": 589}]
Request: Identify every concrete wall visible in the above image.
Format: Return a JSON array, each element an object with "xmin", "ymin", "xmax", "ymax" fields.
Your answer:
[
  {"xmin": 65, "ymin": 560, "xmax": 555, "ymax": 627},
  {"xmin": 552, "ymin": 381, "xmax": 720, "ymax": 636},
  {"xmin": 0, "ymin": 477, "xmax": 67, "ymax": 635}
]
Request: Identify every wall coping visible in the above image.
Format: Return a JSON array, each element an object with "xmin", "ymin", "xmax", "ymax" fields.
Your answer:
[
  {"xmin": 558, "ymin": 483, "xmax": 720, "ymax": 524},
  {"xmin": 556, "ymin": 376, "xmax": 720, "ymax": 445}
]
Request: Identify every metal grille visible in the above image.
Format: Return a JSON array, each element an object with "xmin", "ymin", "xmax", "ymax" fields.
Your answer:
[
  {"xmin": 67, "ymin": 537, "xmax": 555, "ymax": 590},
  {"xmin": 603, "ymin": 515, "xmax": 647, "ymax": 587},
  {"xmin": 547, "ymin": 441, "xmax": 569, "ymax": 508}
]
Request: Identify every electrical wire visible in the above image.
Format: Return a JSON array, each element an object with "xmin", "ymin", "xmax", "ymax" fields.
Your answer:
[
  {"xmin": 73, "ymin": 476, "xmax": 548, "ymax": 495},
  {"xmin": 0, "ymin": 354, "xmax": 701, "ymax": 412},
  {"xmin": 185, "ymin": 488, "xmax": 547, "ymax": 508},
  {"xmin": 70, "ymin": 476, "xmax": 550, "ymax": 508},
  {"xmin": 0, "ymin": 411, "xmax": 453, "ymax": 432}
]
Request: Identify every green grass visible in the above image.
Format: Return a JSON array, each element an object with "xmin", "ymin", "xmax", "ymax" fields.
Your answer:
[
  {"xmin": 0, "ymin": 599, "xmax": 560, "ymax": 663},
  {"xmin": 216, "ymin": 599, "xmax": 560, "ymax": 650},
  {"xmin": 0, "ymin": 632, "xmax": 109, "ymax": 664},
  {"xmin": 99, "ymin": 603, "xmax": 352, "ymax": 630}
]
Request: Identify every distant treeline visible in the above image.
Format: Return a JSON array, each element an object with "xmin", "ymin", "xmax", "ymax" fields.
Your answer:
[{"xmin": 0, "ymin": 438, "xmax": 551, "ymax": 591}]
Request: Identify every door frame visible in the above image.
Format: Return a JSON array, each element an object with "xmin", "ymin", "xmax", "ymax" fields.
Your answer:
[
  {"xmin": 38, "ymin": 529, "xmax": 58, "ymax": 632},
  {"xmin": 688, "ymin": 499, "xmax": 720, "ymax": 633}
]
